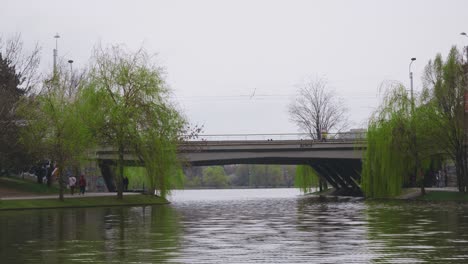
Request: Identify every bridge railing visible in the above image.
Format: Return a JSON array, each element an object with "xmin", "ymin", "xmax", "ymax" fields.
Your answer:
[{"xmin": 187, "ymin": 132, "xmax": 367, "ymax": 142}]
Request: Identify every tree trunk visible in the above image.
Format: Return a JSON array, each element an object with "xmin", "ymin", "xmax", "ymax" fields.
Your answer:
[
  {"xmin": 419, "ymin": 169, "xmax": 426, "ymax": 196},
  {"xmin": 455, "ymin": 149, "xmax": 466, "ymax": 192},
  {"xmin": 117, "ymin": 144, "xmax": 124, "ymax": 199},
  {"xmin": 58, "ymin": 165, "xmax": 64, "ymax": 201}
]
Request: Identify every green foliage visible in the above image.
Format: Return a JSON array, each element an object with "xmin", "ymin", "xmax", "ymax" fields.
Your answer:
[
  {"xmin": 362, "ymin": 83, "xmax": 446, "ymax": 198},
  {"xmin": 83, "ymin": 45, "xmax": 187, "ymax": 198},
  {"xmin": 123, "ymin": 166, "xmax": 148, "ymax": 190},
  {"xmin": 0, "ymin": 53, "xmax": 31, "ymax": 172},
  {"xmin": 422, "ymin": 46, "xmax": 467, "ymax": 192},
  {"xmin": 294, "ymin": 165, "xmax": 319, "ymax": 193},
  {"xmin": 17, "ymin": 67, "xmax": 94, "ymax": 200},
  {"xmin": 249, "ymin": 165, "xmax": 283, "ymax": 187},
  {"xmin": 232, "ymin": 165, "xmax": 250, "ymax": 186},
  {"xmin": 202, "ymin": 166, "xmax": 229, "ymax": 187},
  {"xmin": 185, "ymin": 164, "xmax": 294, "ymax": 188}
]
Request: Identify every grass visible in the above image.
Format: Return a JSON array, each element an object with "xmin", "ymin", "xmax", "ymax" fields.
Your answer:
[
  {"xmin": 0, "ymin": 176, "xmax": 60, "ymax": 194},
  {"xmin": 420, "ymin": 190, "xmax": 468, "ymax": 202},
  {"xmin": 0, "ymin": 195, "xmax": 169, "ymax": 210}
]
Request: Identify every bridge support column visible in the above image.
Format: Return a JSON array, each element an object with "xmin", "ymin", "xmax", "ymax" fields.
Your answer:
[
  {"xmin": 98, "ymin": 160, "xmax": 117, "ymax": 192},
  {"xmin": 315, "ymin": 163, "xmax": 349, "ymax": 191},
  {"xmin": 308, "ymin": 163, "xmax": 339, "ymax": 190}
]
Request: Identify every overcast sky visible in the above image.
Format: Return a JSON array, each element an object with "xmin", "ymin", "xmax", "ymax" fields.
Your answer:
[{"xmin": 3, "ymin": 0, "xmax": 468, "ymax": 135}]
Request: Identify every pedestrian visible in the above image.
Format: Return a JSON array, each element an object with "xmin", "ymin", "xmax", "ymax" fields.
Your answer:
[
  {"xmin": 69, "ymin": 175, "xmax": 77, "ymax": 195},
  {"xmin": 51, "ymin": 164, "xmax": 59, "ymax": 181},
  {"xmin": 123, "ymin": 177, "xmax": 129, "ymax": 191},
  {"xmin": 321, "ymin": 130, "xmax": 327, "ymax": 142},
  {"xmin": 79, "ymin": 174, "xmax": 87, "ymax": 195}
]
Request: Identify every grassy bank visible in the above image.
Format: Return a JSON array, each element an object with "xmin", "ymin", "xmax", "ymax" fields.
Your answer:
[
  {"xmin": 0, "ymin": 176, "xmax": 60, "ymax": 194},
  {"xmin": 0, "ymin": 195, "xmax": 169, "ymax": 210},
  {"xmin": 420, "ymin": 191, "xmax": 468, "ymax": 202}
]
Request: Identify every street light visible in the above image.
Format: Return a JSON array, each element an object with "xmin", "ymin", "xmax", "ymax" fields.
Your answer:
[
  {"xmin": 461, "ymin": 32, "xmax": 468, "ymax": 62},
  {"xmin": 409, "ymin": 57, "xmax": 416, "ymax": 112},
  {"xmin": 53, "ymin": 33, "xmax": 60, "ymax": 77},
  {"xmin": 68, "ymin": 59, "xmax": 74, "ymax": 73},
  {"xmin": 68, "ymin": 59, "xmax": 74, "ymax": 87}
]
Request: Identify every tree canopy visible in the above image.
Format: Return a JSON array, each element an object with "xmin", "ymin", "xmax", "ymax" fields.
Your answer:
[{"xmin": 82, "ymin": 45, "xmax": 187, "ymax": 198}]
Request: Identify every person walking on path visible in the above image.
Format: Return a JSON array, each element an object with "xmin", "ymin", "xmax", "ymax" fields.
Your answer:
[
  {"xmin": 69, "ymin": 175, "xmax": 77, "ymax": 195},
  {"xmin": 78, "ymin": 175, "xmax": 86, "ymax": 195},
  {"xmin": 123, "ymin": 177, "xmax": 129, "ymax": 191}
]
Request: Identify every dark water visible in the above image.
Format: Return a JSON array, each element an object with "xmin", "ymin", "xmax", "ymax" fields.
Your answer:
[{"xmin": 1, "ymin": 189, "xmax": 468, "ymax": 263}]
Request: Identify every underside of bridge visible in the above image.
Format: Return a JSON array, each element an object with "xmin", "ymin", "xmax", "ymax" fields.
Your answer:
[
  {"xmin": 97, "ymin": 157, "xmax": 362, "ymax": 196},
  {"xmin": 188, "ymin": 157, "xmax": 363, "ymax": 196}
]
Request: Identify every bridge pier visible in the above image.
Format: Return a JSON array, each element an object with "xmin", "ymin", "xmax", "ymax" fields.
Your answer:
[
  {"xmin": 98, "ymin": 160, "xmax": 117, "ymax": 192},
  {"xmin": 310, "ymin": 159, "xmax": 362, "ymax": 196},
  {"xmin": 309, "ymin": 163, "xmax": 340, "ymax": 190}
]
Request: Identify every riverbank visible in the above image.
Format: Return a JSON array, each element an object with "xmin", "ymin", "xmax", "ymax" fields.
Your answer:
[
  {"xmin": 0, "ymin": 194, "xmax": 169, "ymax": 210},
  {"xmin": 390, "ymin": 188, "xmax": 468, "ymax": 201},
  {"xmin": 306, "ymin": 187, "xmax": 468, "ymax": 202}
]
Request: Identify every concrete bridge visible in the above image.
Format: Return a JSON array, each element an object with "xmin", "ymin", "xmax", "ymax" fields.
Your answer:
[{"xmin": 95, "ymin": 134, "xmax": 366, "ymax": 195}]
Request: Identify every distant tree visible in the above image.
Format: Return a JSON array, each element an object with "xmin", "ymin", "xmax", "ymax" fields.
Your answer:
[
  {"xmin": 0, "ymin": 34, "xmax": 41, "ymax": 93},
  {"xmin": 288, "ymin": 78, "xmax": 347, "ymax": 191},
  {"xmin": 233, "ymin": 165, "xmax": 250, "ymax": 186},
  {"xmin": 288, "ymin": 78, "xmax": 348, "ymax": 140},
  {"xmin": 282, "ymin": 165, "xmax": 295, "ymax": 187},
  {"xmin": 203, "ymin": 166, "xmax": 229, "ymax": 187},
  {"xmin": 0, "ymin": 35, "xmax": 40, "ymax": 174}
]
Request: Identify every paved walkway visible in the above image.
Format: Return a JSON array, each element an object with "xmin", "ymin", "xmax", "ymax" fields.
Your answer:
[{"xmin": 0, "ymin": 192, "xmax": 141, "ymax": 201}]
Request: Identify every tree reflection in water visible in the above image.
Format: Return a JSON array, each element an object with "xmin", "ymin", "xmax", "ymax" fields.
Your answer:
[
  {"xmin": 0, "ymin": 205, "xmax": 181, "ymax": 263},
  {"xmin": 366, "ymin": 201, "xmax": 468, "ymax": 263}
]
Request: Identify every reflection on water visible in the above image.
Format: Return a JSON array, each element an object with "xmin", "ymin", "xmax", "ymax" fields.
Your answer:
[
  {"xmin": 0, "ymin": 205, "xmax": 181, "ymax": 263},
  {"xmin": 366, "ymin": 201, "xmax": 468, "ymax": 263},
  {"xmin": 1, "ymin": 189, "xmax": 468, "ymax": 263}
]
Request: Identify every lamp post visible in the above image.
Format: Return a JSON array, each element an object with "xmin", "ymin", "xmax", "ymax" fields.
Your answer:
[
  {"xmin": 461, "ymin": 33, "xmax": 468, "ymax": 189},
  {"xmin": 53, "ymin": 33, "xmax": 60, "ymax": 78},
  {"xmin": 68, "ymin": 59, "xmax": 73, "ymax": 72},
  {"xmin": 409, "ymin": 57, "xmax": 416, "ymax": 113},
  {"xmin": 68, "ymin": 59, "xmax": 74, "ymax": 88},
  {"xmin": 461, "ymin": 32, "xmax": 468, "ymax": 62},
  {"xmin": 409, "ymin": 57, "xmax": 424, "ymax": 193}
]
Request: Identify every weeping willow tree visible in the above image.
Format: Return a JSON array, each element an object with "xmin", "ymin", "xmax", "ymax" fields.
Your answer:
[
  {"xmin": 295, "ymin": 165, "xmax": 320, "ymax": 193},
  {"xmin": 136, "ymin": 105, "xmax": 186, "ymax": 198},
  {"xmin": 82, "ymin": 45, "xmax": 188, "ymax": 199},
  {"xmin": 361, "ymin": 86, "xmax": 412, "ymax": 198},
  {"xmin": 361, "ymin": 83, "xmax": 443, "ymax": 198}
]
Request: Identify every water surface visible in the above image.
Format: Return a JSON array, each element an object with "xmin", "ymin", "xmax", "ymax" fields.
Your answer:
[{"xmin": 1, "ymin": 188, "xmax": 468, "ymax": 263}]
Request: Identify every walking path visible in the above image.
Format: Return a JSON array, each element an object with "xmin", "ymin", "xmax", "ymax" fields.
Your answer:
[{"xmin": 0, "ymin": 192, "xmax": 141, "ymax": 201}]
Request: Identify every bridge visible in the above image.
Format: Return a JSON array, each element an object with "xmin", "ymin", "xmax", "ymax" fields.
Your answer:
[{"xmin": 95, "ymin": 133, "xmax": 366, "ymax": 195}]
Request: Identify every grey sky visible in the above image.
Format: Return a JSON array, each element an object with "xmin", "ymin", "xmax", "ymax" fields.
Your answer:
[{"xmin": 3, "ymin": 0, "xmax": 468, "ymax": 134}]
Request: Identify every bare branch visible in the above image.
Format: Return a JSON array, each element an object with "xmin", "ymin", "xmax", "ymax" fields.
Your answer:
[{"xmin": 288, "ymin": 78, "xmax": 348, "ymax": 139}]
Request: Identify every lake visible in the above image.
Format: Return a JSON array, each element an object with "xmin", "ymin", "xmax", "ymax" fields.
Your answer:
[{"xmin": 1, "ymin": 188, "xmax": 468, "ymax": 263}]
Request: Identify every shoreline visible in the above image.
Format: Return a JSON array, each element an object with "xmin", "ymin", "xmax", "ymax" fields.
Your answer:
[
  {"xmin": 305, "ymin": 187, "xmax": 468, "ymax": 202},
  {"xmin": 0, "ymin": 194, "xmax": 169, "ymax": 211}
]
